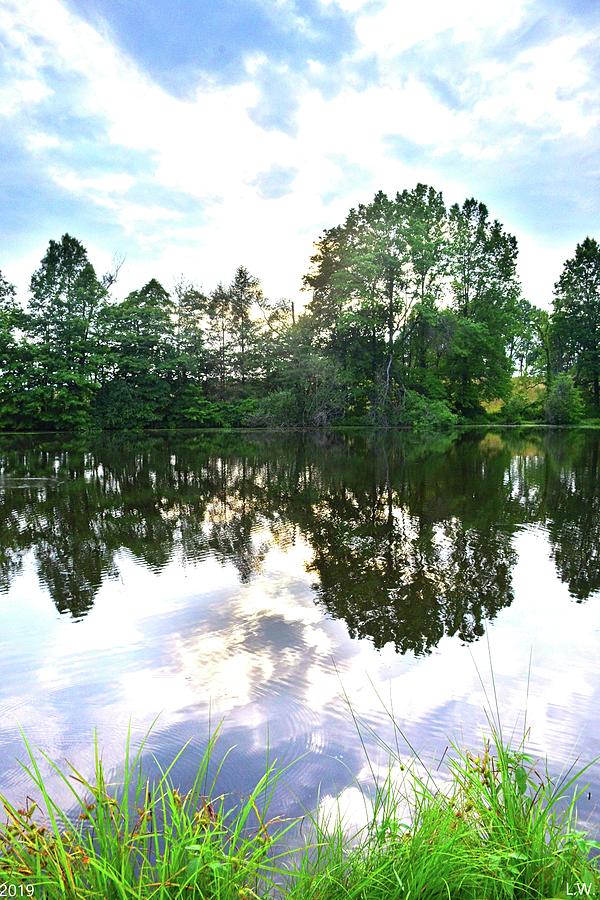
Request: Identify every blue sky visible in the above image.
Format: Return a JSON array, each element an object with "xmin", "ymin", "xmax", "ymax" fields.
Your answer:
[{"xmin": 1, "ymin": 0, "xmax": 599, "ymax": 306}]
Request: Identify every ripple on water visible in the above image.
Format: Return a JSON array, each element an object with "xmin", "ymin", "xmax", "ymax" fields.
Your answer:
[{"xmin": 1, "ymin": 430, "xmax": 600, "ymax": 830}]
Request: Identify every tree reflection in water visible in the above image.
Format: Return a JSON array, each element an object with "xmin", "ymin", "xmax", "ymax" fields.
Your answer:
[{"xmin": 0, "ymin": 428, "xmax": 597, "ymax": 652}]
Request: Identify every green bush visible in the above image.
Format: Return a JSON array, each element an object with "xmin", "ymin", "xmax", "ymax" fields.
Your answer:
[
  {"xmin": 498, "ymin": 392, "xmax": 545, "ymax": 424},
  {"xmin": 250, "ymin": 356, "xmax": 348, "ymax": 427},
  {"xmin": 250, "ymin": 390, "xmax": 299, "ymax": 427},
  {"xmin": 170, "ymin": 385, "xmax": 226, "ymax": 427},
  {"xmin": 393, "ymin": 389, "xmax": 457, "ymax": 432},
  {"xmin": 93, "ymin": 379, "xmax": 169, "ymax": 430},
  {"xmin": 220, "ymin": 398, "xmax": 261, "ymax": 427},
  {"xmin": 498, "ymin": 394, "xmax": 527, "ymax": 424},
  {"xmin": 544, "ymin": 375, "xmax": 585, "ymax": 425}
]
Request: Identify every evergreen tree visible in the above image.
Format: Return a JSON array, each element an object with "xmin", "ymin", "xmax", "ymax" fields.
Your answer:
[
  {"xmin": 205, "ymin": 283, "xmax": 232, "ymax": 395},
  {"xmin": 168, "ymin": 278, "xmax": 210, "ymax": 425},
  {"xmin": 95, "ymin": 279, "xmax": 175, "ymax": 428},
  {"xmin": 228, "ymin": 266, "xmax": 261, "ymax": 388},
  {"xmin": 0, "ymin": 270, "xmax": 20, "ymax": 368},
  {"xmin": 26, "ymin": 234, "xmax": 108, "ymax": 428}
]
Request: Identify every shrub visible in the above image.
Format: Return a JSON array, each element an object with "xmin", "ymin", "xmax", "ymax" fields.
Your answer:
[
  {"xmin": 496, "ymin": 378, "xmax": 545, "ymax": 424},
  {"xmin": 93, "ymin": 379, "xmax": 169, "ymax": 429},
  {"xmin": 394, "ymin": 389, "xmax": 457, "ymax": 432},
  {"xmin": 498, "ymin": 394, "xmax": 528, "ymax": 424},
  {"xmin": 220, "ymin": 398, "xmax": 261, "ymax": 428},
  {"xmin": 172, "ymin": 385, "xmax": 226, "ymax": 427},
  {"xmin": 544, "ymin": 375, "xmax": 585, "ymax": 425},
  {"xmin": 250, "ymin": 390, "xmax": 298, "ymax": 427}
]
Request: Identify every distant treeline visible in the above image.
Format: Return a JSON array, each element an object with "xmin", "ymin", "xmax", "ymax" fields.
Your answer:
[{"xmin": 1, "ymin": 183, "xmax": 599, "ymax": 431}]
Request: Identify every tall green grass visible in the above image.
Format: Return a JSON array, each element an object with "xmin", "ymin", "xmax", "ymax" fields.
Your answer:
[
  {"xmin": 286, "ymin": 732, "xmax": 600, "ymax": 899},
  {"xmin": 0, "ymin": 721, "xmax": 598, "ymax": 899},
  {"xmin": 0, "ymin": 725, "xmax": 296, "ymax": 898}
]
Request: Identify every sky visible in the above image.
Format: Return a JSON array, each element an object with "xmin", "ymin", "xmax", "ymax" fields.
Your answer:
[{"xmin": 0, "ymin": 0, "xmax": 599, "ymax": 308}]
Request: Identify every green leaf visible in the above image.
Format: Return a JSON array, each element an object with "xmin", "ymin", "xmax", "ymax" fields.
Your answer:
[{"xmin": 515, "ymin": 765, "xmax": 527, "ymax": 795}]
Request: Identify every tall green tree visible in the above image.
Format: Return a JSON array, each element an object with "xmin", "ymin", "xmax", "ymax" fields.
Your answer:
[
  {"xmin": 95, "ymin": 279, "xmax": 175, "ymax": 428},
  {"xmin": 530, "ymin": 307, "xmax": 553, "ymax": 387},
  {"xmin": 507, "ymin": 297, "xmax": 536, "ymax": 376},
  {"xmin": 445, "ymin": 199, "xmax": 520, "ymax": 413},
  {"xmin": 304, "ymin": 187, "xmax": 523, "ymax": 420},
  {"xmin": 0, "ymin": 270, "xmax": 27, "ymax": 429},
  {"xmin": 228, "ymin": 266, "xmax": 261, "ymax": 387},
  {"xmin": 172, "ymin": 277, "xmax": 207, "ymax": 378},
  {"xmin": 29, "ymin": 235, "xmax": 107, "ymax": 374},
  {"xmin": 254, "ymin": 295, "xmax": 295, "ymax": 389},
  {"xmin": 167, "ymin": 278, "xmax": 211, "ymax": 426},
  {"xmin": 552, "ymin": 237, "xmax": 600, "ymax": 407},
  {"xmin": 398, "ymin": 184, "xmax": 448, "ymax": 373},
  {"xmin": 304, "ymin": 188, "xmax": 444, "ymax": 415},
  {"xmin": 0, "ymin": 270, "xmax": 20, "ymax": 367},
  {"xmin": 26, "ymin": 234, "xmax": 108, "ymax": 428},
  {"xmin": 205, "ymin": 283, "xmax": 232, "ymax": 395}
]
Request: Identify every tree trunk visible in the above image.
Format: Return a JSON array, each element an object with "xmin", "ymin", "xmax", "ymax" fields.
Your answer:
[{"xmin": 386, "ymin": 275, "xmax": 395, "ymax": 394}]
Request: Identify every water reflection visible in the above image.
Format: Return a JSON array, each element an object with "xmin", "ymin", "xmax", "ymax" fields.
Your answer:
[
  {"xmin": 0, "ymin": 430, "xmax": 598, "ymax": 647},
  {"xmin": 1, "ymin": 429, "xmax": 600, "ymax": 825}
]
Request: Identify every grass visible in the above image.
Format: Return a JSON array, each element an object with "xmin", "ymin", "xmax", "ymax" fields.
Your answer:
[{"xmin": 0, "ymin": 720, "xmax": 599, "ymax": 899}]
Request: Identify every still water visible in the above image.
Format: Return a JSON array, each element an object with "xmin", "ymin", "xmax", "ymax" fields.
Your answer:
[{"xmin": 0, "ymin": 428, "xmax": 599, "ymax": 824}]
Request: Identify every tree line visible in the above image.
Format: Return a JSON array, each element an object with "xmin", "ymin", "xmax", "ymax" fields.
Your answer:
[{"xmin": 1, "ymin": 183, "xmax": 599, "ymax": 431}]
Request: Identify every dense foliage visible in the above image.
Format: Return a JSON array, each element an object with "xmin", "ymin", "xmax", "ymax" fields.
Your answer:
[{"xmin": 1, "ymin": 186, "xmax": 599, "ymax": 431}]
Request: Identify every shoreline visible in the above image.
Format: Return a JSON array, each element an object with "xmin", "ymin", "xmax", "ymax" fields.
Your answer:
[{"xmin": 1, "ymin": 726, "xmax": 598, "ymax": 898}]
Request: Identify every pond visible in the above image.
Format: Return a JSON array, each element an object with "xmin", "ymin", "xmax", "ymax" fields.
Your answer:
[{"xmin": 0, "ymin": 428, "xmax": 599, "ymax": 826}]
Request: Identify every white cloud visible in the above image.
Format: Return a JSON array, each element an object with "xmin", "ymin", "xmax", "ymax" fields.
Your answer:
[
  {"xmin": 50, "ymin": 170, "xmax": 136, "ymax": 196},
  {"xmin": 513, "ymin": 231, "xmax": 575, "ymax": 307},
  {"xmin": 24, "ymin": 131, "xmax": 62, "ymax": 151},
  {"xmin": 473, "ymin": 34, "xmax": 599, "ymax": 139},
  {"xmin": 0, "ymin": 76, "xmax": 51, "ymax": 117},
  {"xmin": 0, "ymin": 0, "xmax": 598, "ymax": 304},
  {"xmin": 353, "ymin": 0, "xmax": 529, "ymax": 57}
]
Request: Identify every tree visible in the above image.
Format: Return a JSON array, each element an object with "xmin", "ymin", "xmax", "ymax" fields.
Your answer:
[
  {"xmin": 544, "ymin": 374, "xmax": 584, "ymax": 425},
  {"xmin": 29, "ymin": 234, "xmax": 107, "ymax": 374},
  {"xmin": 445, "ymin": 199, "xmax": 520, "ymax": 413},
  {"xmin": 172, "ymin": 277, "xmax": 207, "ymax": 378},
  {"xmin": 0, "ymin": 269, "xmax": 20, "ymax": 368},
  {"xmin": 303, "ymin": 224, "xmax": 354, "ymax": 343},
  {"xmin": 166, "ymin": 278, "xmax": 211, "ymax": 426},
  {"xmin": 25, "ymin": 234, "xmax": 108, "ymax": 429},
  {"xmin": 0, "ymin": 184, "xmax": 547, "ymax": 431},
  {"xmin": 304, "ymin": 187, "xmax": 448, "ymax": 420},
  {"xmin": 254, "ymin": 294, "xmax": 295, "ymax": 390},
  {"xmin": 205, "ymin": 283, "xmax": 232, "ymax": 395},
  {"xmin": 398, "ymin": 184, "xmax": 448, "ymax": 372},
  {"xmin": 95, "ymin": 279, "xmax": 175, "ymax": 428},
  {"xmin": 228, "ymin": 266, "xmax": 261, "ymax": 387},
  {"xmin": 0, "ymin": 270, "xmax": 28, "ymax": 429},
  {"xmin": 530, "ymin": 307, "xmax": 553, "ymax": 387},
  {"xmin": 508, "ymin": 297, "xmax": 537, "ymax": 376},
  {"xmin": 552, "ymin": 237, "xmax": 600, "ymax": 407}
]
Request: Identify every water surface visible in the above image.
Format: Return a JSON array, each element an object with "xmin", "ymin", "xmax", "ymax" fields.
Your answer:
[{"xmin": 0, "ymin": 429, "xmax": 599, "ymax": 824}]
